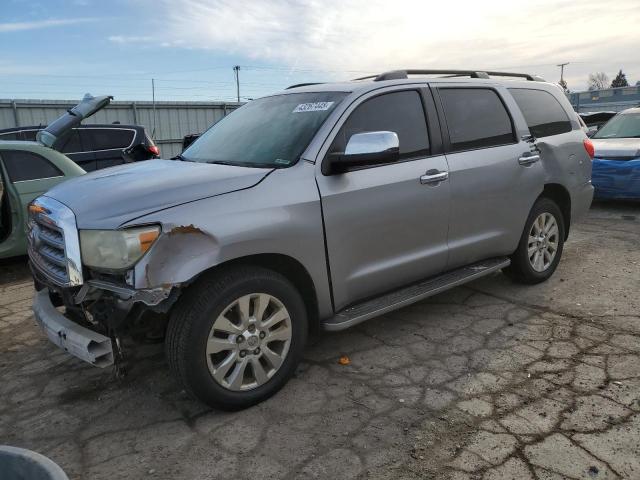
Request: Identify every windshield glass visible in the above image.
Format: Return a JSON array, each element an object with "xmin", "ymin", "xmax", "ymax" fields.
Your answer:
[
  {"xmin": 183, "ymin": 92, "xmax": 348, "ymax": 167},
  {"xmin": 593, "ymin": 113, "xmax": 640, "ymax": 139}
]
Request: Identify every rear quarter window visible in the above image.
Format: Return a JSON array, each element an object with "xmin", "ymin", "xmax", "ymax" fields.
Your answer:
[
  {"xmin": 87, "ymin": 128, "xmax": 135, "ymax": 150},
  {"xmin": 509, "ymin": 88, "xmax": 573, "ymax": 138}
]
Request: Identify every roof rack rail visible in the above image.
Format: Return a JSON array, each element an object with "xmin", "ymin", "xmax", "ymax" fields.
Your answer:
[
  {"xmin": 286, "ymin": 82, "xmax": 325, "ymax": 89},
  {"xmin": 353, "ymin": 70, "xmax": 545, "ymax": 82}
]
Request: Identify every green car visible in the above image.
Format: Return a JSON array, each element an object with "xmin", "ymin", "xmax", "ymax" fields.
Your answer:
[{"xmin": 0, "ymin": 141, "xmax": 85, "ymax": 259}]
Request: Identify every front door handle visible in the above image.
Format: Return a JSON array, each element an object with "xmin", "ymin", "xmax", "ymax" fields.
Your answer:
[
  {"xmin": 420, "ymin": 170, "xmax": 448, "ymax": 185},
  {"xmin": 518, "ymin": 153, "xmax": 540, "ymax": 166}
]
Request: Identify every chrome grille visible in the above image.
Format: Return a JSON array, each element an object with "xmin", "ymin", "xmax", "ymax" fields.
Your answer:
[{"xmin": 27, "ymin": 197, "xmax": 83, "ymax": 287}]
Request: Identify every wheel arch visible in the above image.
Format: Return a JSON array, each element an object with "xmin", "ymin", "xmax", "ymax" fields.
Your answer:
[
  {"xmin": 192, "ymin": 253, "xmax": 320, "ymax": 333},
  {"xmin": 539, "ymin": 183, "xmax": 571, "ymax": 239}
]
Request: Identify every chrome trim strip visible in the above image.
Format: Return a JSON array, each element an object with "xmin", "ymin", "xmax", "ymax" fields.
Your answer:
[{"xmin": 30, "ymin": 196, "xmax": 83, "ymax": 286}]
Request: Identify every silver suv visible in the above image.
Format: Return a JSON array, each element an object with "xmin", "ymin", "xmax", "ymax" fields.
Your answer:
[{"xmin": 28, "ymin": 69, "xmax": 594, "ymax": 409}]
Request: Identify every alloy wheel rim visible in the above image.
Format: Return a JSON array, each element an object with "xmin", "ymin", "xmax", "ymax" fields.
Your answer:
[
  {"xmin": 206, "ymin": 293, "xmax": 292, "ymax": 391},
  {"xmin": 528, "ymin": 212, "xmax": 559, "ymax": 272}
]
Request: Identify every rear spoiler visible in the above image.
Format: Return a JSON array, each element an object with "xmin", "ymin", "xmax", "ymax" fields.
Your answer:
[{"xmin": 36, "ymin": 93, "xmax": 113, "ymax": 148}]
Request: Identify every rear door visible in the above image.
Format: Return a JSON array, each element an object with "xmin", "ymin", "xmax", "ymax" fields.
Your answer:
[
  {"xmin": 433, "ymin": 85, "xmax": 544, "ymax": 268},
  {"xmin": 316, "ymin": 86, "xmax": 451, "ymax": 311},
  {"xmin": 87, "ymin": 127, "xmax": 135, "ymax": 170},
  {"xmin": 58, "ymin": 128, "xmax": 96, "ymax": 171}
]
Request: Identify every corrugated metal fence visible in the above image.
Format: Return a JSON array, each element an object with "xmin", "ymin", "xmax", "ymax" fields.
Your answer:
[
  {"xmin": 0, "ymin": 99, "xmax": 243, "ymax": 158},
  {"xmin": 567, "ymin": 85, "xmax": 640, "ymax": 113}
]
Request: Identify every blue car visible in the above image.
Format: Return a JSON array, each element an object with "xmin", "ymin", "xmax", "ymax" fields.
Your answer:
[{"xmin": 591, "ymin": 107, "xmax": 640, "ymax": 199}]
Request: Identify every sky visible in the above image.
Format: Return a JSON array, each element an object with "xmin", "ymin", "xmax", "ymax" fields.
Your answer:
[{"xmin": 1, "ymin": 0, "xmax": 639, "ymax": 102}]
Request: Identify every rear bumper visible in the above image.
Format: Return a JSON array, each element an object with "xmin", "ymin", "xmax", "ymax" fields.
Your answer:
[
  {"xmin": 592, "ymin": 158, "xmax": 640, "ymax": 199},
  {"xmin": 32, "ymin": 289, "xmax": 114, "ymax": 368}
]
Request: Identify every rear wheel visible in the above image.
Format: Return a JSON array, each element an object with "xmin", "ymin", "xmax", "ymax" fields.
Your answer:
[
  {"xmin": 165, "ymin": 266, "xmax": 307, "ymax": 410},
  {"xmin": 504, "ymin": 197, "xmax": 565, "ymax": 284}
]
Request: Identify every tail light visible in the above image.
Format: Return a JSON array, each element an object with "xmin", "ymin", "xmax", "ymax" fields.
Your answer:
[
  {"xmin": 583, "ymin": 139, "xmax": 595, "ymax": 159},
  {"xmin": 147, "ymin": 145, "xmax": 160, "ymax": 156}
]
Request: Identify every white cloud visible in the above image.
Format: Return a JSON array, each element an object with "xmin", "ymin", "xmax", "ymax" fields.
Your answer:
[
  {"xmin": 150, "ymin": 0, "xmax": 640, "ymax": 89},
  {"xmin": 108, "ymin": 35, "xmax": 155, "ymax": 44},
  {"xmin": 0, "ymin": 18, "xmax": 97, "ymax": 33}
]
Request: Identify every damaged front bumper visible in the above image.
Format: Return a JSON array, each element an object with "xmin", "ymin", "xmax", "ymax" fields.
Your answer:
[
  {"xmin": 32, "ymin": 271, "xmax": 179, "ymax": 368},
  {"xmin": 32, "ymin": 289, "xmax": 114, "ymax": 367}
]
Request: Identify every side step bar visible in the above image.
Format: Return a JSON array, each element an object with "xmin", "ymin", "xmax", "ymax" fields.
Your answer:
[{"xmin": 322, "ymin": 257, "xmax": 510, "ymax": 331}]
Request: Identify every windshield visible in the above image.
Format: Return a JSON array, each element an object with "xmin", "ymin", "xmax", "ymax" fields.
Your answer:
[
  {"xmin": 182, "ymin": 92, "xmax": 348, "ymax": 167},
  {"xmin": 593, "ymin": 113, "xmax": 640, "ymax": 139}
]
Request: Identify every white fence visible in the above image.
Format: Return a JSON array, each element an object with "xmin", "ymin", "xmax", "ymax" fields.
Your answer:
[{"xmin": 0, "ymin": 99, "xmax": 243, "ymax": 158}]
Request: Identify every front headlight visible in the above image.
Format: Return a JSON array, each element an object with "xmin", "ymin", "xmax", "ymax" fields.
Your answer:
[{"xmin": 80, "ymin": 226, "xmax": 160, "ymax": 270}]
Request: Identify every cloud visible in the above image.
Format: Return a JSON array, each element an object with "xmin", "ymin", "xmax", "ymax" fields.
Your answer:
[
  {"xmin": 0, "ymin": 18, "xmax": 97, "ymax": 33},
  {"xmin": 108, "ymin": 35, "xmax": 155, "ymax": 44},
  {"xmin": 150, "ymin": 0, "xmax": 640, "ymax": 89}
]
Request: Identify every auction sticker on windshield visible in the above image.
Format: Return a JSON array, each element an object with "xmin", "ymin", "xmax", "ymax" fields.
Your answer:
[{"xmin": 293, "ymin": 102, "xmax": 334, "ymax": 113}]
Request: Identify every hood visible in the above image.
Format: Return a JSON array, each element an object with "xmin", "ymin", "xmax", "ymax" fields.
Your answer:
[
  {"xmin": 44, "ymin": 159, "xmax": 272, "ymax": 229},
  {"xmin": 36, "ymin": 93, "xmax": 112, "ymax": 148},
  {"xmin": 591, "ymin": 138, "xmax": 640, "ymax": 159}
]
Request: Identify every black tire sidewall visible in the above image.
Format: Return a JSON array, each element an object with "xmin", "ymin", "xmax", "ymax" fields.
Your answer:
[
  {"xmin": 512, "ymin": 198, "xmax": 565, "ymax": 283},
  {"xmin": 178, "ymin": 269, "xmax": 307, "ymax": 410}
]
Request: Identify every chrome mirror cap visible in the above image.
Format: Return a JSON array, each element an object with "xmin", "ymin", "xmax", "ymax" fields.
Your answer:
[{"xmin": 345, "ymin": 131, "xmax": 399, "ymax": 156}]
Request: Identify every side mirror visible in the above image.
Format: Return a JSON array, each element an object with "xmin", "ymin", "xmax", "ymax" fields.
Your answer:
[{"xmin": 324, "ymin": 131, "xmax": 399, "ymax": 174}]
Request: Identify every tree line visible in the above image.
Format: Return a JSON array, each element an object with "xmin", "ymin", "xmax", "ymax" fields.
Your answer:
[{"xmin": 587, "ymin": 70, "xmax": 638, "ymax": 91}]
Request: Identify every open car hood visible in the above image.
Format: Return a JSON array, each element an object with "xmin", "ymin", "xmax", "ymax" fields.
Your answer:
[{"xmin": 36, "ymin": 93, "xmax": 113, "ymax": 147}]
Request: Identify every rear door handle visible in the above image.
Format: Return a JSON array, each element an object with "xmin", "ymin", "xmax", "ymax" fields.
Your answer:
[
  {"xmin": 420, "ymin": 170, "xmax": 448, "ymax": 185},
  {"xmin": 518, "ymin": 153, "xmax": 540, "ymax": 166}
]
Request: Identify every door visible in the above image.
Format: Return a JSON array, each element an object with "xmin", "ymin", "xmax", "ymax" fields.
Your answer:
[
  {"xmin": 316, "ymin": 88, "xmax": 451, "ymax": 311},
  {"xmin": 434, "ymin": 86, "xmax": 545, "ymax": 269},
  {"xmin": 58, "ymin": 129, "xmax": 96, "ymax": 171},
  {"xmin": 88, "ymin": 128, "xmax": 135, "ymax": 170},
  {"xmin": 0, "ymin": 150, "xmax": 65, "ymax": 258}
]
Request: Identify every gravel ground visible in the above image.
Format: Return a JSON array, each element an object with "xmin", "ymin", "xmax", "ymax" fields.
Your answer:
[{"xmin": 1, "ymin": 201, "xmax": 639, "ymax": 480}]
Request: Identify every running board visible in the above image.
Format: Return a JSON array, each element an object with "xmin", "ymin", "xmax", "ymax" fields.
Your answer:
[{"xmin": 322, "ymin": 257, "xmax": 510, "ymax": 331}]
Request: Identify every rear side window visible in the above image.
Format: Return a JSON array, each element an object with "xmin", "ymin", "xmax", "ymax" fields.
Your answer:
[
  {"xmin": 333, "ymin": 90, "xmax": 430, "ymax": 159},
  {"xmin": 510, "ymin": 88, "xmax": 572, "ymax": 138},
  {"xmin": 87, "ymin": 128, "xmax": 134, "ymax": 150},
  {"xmin": 1, "ymin": 150, "xmax": 63, "ymax": 182},
  {"xmin": 439, "ymin": 88, "xmax": 515, "ymax": 152},
  {"xmin": 59, "ymin": 130, "xmax": 83, "ymax": 153}
]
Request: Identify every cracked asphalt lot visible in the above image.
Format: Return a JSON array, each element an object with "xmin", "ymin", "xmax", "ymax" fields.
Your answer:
[{"xmin": 1, "ymin": 201, "xmax": 639, "ymax": 479}]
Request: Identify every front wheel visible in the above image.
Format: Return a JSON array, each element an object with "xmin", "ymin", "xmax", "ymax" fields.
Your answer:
[
  {"xmin": 165, "ymin": 266, "xmax": 308, "ymax": 410},
  {"xmin": 504, "ymin": 197, "xmax": 565, "ymax": 284}
]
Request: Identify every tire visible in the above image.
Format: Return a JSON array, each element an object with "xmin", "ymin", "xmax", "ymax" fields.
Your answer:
[
  {"xmin": 504, "ymin": 197, "xmax": 565, "ymax": 284},
  {"xmin": 165, "ymin": 266, "xmax": 308, "ymax": 410}
]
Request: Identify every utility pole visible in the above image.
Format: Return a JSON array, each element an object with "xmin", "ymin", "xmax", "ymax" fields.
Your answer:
[
  {"xmin": 557, "ymin": 62, "xmax": 569, "ymax": 85},
  {"xmin": 233, "ymin": 65, "xmax": 241, "ymax": 103}
]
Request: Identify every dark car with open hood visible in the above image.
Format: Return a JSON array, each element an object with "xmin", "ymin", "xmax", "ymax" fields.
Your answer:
[{"xmin": 0, "ymin": 94, "xmax": 159, "ymax": 171}]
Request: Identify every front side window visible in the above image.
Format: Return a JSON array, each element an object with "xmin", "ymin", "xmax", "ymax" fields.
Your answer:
[
  {"xmin": 439, "ymin": 88, "xmax": 515, "ymax": 152},
  {"xmin": 510, "ymin": 88, "xmax": 572, "ymax": 138},
  {"xmin": 593, "ymin": 113, "xmax": 640, "ymax": 139},
  {"xmin": 331, "ymin": 90, "xmax": 430, "ymax": 160},
  {"xmin": 183, "ymin": 92, "xmax": 348, "ymax": 167},
  {"xmin": 1, "ymin": 150, "xmax": 63, "ymax": 182},
  {"xmin": 0, "ymin": 132, "xmax": 19, "ymax": 141}
]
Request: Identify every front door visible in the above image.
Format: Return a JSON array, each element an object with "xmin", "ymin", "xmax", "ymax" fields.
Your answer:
[
  {"xmin": 0, "ymin": 150, "xmax": 65, "ymax": 258},
  {"xmin": 316, "ymin": 88, "xmax": 451, "ymax": 311}
]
